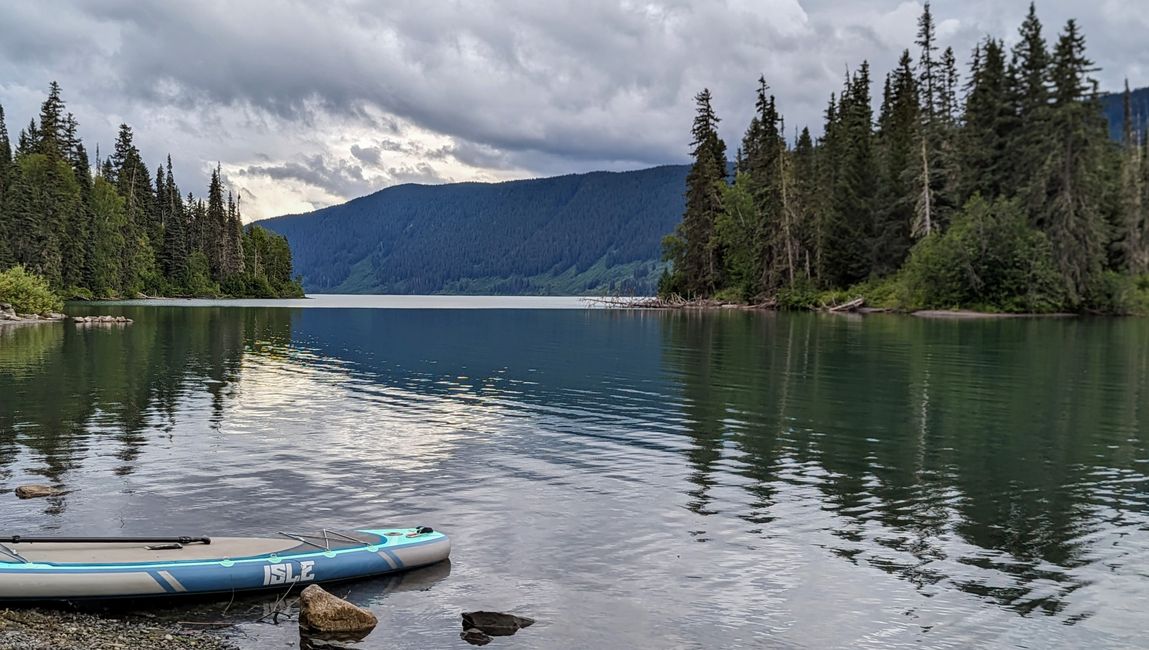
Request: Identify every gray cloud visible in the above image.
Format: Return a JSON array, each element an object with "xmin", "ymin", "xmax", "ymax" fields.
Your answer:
[
  {"xmin": 237, "ymin": 154, "xmax": 375, "ymax": 200},
  {"xmin": 1, "ymin": 0, "xmax": 1146, "ymax": 218}
]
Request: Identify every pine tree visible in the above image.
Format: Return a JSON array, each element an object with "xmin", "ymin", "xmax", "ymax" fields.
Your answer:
[
  {"xmin": 913, "ymin": 4, "xmax": 958, "ymax": 236},
  {"xmin": 916, "ymin": 2, "xmax": 939, "ymax": 122},
  {"xmin": 159, "ymin": 157, "xmax": 189, "ymax": 286},
  {"xmin": 874, "ymin": 51, "xmax": 920, "ymax": 274},
  {"xmin": 960, "ymin": 38, "xmax": 1012, "ymax": 201},
  {"xmin": 1116, "ymin": 81, "xmax": 1146, "ymax": 274},
  {"xmin": 1038, "ymin": 19, "xmax": 1108, "ymax": 306},
  {"xmin": 1008, "ymin": 2, "xmax": 1052, "ymax": 212},
  {"xmin": 0, "ymin": 103, "xmax": 11, "ymax": 194},
  {"xmin": 36, "ymin": 82, "xmax": 67, "ymax": 160},
  {"xmin": 662, "ymin": 89, "xmax": 727, "ymax": 297},
  {"xmin": 792, "ymin": 127, "xmax": 818, "ymax": 281},
  {"xmin": 743, "ymin": 76, "xmax": 786, "ymax": 294},
  {"xmin": 823, "ymin": 64, "xmax": 877, "ymax": 287}
]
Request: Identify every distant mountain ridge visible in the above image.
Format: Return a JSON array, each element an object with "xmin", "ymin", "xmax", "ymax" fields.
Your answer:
[
  {"xmin": 1100, "ymin": 86, "xmax": 1149, "ymax": 141},
  {"xmin": 259, "ymin": 165, "xmax": 690, "ymax": 295}
]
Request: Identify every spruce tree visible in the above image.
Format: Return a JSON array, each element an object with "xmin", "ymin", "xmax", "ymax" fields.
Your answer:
[
  {"xmin": 662, "ymin": 89, "xmax": 727, "ymax": 297},
  {"xmin": 1116, "ymin": 81, "xmax": 1146, "ymax": 274},
  {"xmin": 0, "ymin": 104, "xmax": 11, "ymax": 268},
  {"xmin": 1008, "ymin": 3, "xmax": 1052, "ymax": 212},
  {"xmin": 36, "ymin": 82, "xmax": 66, "ymax": 160},
  {"xmin": 159, "ymin": 157, "xmax": 189, "ymax": 287},
  {"xmin": 960, "ymin": 38, "xmax": 1012, "ymax": 202},
  {"xmin": 822, "ymin": 64, "xmax": 877, "ymax": 287},
  {"xmin": 874, "ymin": 51, "xmax": 920, "ymax": 275},
  {"xmin": 1038, "ymin": 19, "xmax": 1108, "ymax": 306},
  {"xmin": 742, "ymin": 77, "xmax": 786, "ymax": 294},
  {"xmin": 916, "ymin": 2, "xmax": 939, "ymax": 121},
  {"xmin": 791, "ymin": 127, "xmax": 818, "ymax": 281}
]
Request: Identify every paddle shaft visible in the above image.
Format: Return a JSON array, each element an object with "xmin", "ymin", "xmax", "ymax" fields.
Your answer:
[{"xmin": 0, "ymin": 536, "xmax": 211, "ymax": 545}]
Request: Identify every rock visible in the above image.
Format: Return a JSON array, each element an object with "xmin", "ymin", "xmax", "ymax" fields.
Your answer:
[
  {"xmin": 460, "ymin": 612, "xmax": 535, "ymax": 637},
  {"xmin": 45, "ymin": 312, "xmax": 66, "ymax": 320},
  {"xmin": 15, "ymin": 484, "xmax": 63, "ymax": 499},
  {"xmin": 460, "ymin": 628, "xmax": 493, "ymax": 646},
  {"xmin": 297, "ymin": 585, "xmax": 378, "ymax": 635}
]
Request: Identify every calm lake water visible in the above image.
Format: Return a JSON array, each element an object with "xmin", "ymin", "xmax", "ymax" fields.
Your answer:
[{"xmin": 2, "ymin": 296, "xmax": 1148, "ymax": 649}]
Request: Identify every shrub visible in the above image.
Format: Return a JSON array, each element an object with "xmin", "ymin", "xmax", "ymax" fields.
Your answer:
[
  {"xmin": 897, "ymin": 196, "xmax": 1064, "ymax": 313},
  {"xmin": 0, "ymin": 266, "xmax": 64, "ymax": 314}
]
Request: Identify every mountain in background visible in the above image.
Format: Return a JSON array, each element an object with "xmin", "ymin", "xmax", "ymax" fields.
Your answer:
[
  {"xmin": 1100, "ymin": 86, "xmax": 1149, "ymax": 141},
  {"xmin": 260, "ymin": 165, "xmax": 690, "ymax": 295},
  {"xmin": 263, "ymin": 87, "xmax": 1147, "ymax": 297}
]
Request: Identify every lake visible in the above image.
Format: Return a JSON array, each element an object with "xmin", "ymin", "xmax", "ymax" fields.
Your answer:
[{"xmin": 2, "ymin": 296, "xmax": 1148, "ymax": 649}]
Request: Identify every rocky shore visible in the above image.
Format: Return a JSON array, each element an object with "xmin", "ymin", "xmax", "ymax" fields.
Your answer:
[
  {"xmin": 0, "ymin": 609, "xmax": 236, "ymax": 650},
  {"xmin": 0, "ymin": 303, "xmax": 66, "ymax": 325}
]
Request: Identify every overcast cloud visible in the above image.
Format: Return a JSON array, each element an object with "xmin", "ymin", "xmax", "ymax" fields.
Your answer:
[{"xmin": 1, "ymin": 0, "xmax": 1145, "ymax": 220}]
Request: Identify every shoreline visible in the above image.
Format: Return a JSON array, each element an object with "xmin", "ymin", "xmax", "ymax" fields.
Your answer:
[
  {"xmin": 0, "ymin": 608, "xmax": 237, "ymax": 650},
  {"xmin": 584, "ymin": 296, "xmax": 1083, "ymax": 319}
]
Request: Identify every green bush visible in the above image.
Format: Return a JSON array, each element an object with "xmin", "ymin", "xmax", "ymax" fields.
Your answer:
[
  {"xmin": 1088, "ymin": 272, "xmax": 1149, "ymax": 315},
  {"xmin": 897, "ymin": 196, "xmax": 1064, "ymax": 313},
  {"xmin": 0, "ymin": 266, "xmax": 64, "ymax": 314}
]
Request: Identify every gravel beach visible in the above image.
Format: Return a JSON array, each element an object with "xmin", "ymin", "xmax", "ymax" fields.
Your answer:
[{"xmin": 0, "ymin": 609, "xmax": 238, "ymax": 650}]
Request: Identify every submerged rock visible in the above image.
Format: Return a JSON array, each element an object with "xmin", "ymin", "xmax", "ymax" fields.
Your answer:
[
  {"xmin": 14, "ymin": 485, "xmax": 63, "ymax": 499},
  {"xmin": 460, "ymin": 612, "xmax": 535, "ymax": 637},
  {"xmin": 298, "ymin": 585, "xmax": 378, "ymax": 635}
]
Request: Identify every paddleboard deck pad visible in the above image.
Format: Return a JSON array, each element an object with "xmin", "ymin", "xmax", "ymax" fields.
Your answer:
[{"xmin": 0, "ymin": 528, "xmax": 449, "ymax": 601}]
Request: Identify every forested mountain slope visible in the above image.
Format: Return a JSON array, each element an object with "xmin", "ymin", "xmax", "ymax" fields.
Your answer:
[
  {"xmin": 260, "ymin": 165, "xmax": 690, "ymax": 295},
  {"xmin": 1101, "ymin": 85, "xmax": 1149, "ymax": 141}
]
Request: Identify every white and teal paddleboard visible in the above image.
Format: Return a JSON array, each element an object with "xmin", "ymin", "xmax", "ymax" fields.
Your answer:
[{"xmin": 0, "ymin": 528, "xmax": 450, "ymax": 601}]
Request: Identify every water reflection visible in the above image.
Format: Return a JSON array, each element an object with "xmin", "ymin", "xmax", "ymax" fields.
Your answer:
[
  {"xmin": 1, "ymin": 304, "xmax": 1148, "ymax": 647},
  {"xmin": 661, "ymin": 312, "xmax": 1149, "ymax": 625}
]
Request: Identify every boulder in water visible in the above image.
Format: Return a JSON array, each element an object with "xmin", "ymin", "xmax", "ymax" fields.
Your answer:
[
  {"xmin": 461, "ymin": 612, "xmax": 535, "ymax": 637},
  {"xmin": 15, "ymin": 485, "xmax": 63, "ymax": 499},
  {"xmin": 297, "ymin": 584, "xmax": 378, "ymax": 635}
]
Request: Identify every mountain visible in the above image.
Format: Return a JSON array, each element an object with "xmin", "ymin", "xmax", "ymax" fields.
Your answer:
[
  {"xmin": 1100, "ymin": 86, "xmax": 1149, "ymax": 141},
  {"xmin": 259, "ymin": 165, "xmax": 690, "ymax": 295}
]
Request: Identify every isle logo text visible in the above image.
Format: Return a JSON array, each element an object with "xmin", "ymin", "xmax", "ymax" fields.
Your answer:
[{"xmin": 263, "ymin": 560, "xmax": 316, "ymax": 586}]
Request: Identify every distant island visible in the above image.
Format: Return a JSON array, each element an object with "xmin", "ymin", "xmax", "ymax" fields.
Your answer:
[
  {"xmin": 0, "ymin": 83, "xmax": 303, "ymax": 304},
  {"xmin": 661, "ymin": 3, "xmax": 1149, "ymax": 314}
]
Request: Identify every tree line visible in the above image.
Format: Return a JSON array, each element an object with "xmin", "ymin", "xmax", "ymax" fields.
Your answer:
[
  {"xmin": 662, "ymin": 3, "xmax": 1149, "ymax": 313},
  {"xmin": 0, "ymin": 83, "xmax": 303, "ymax": 300}
]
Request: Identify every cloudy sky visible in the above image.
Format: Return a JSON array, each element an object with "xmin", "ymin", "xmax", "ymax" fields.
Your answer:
[{"xmin": 1, "ymin": 0, "xmax": 1145, "ymax": 221}]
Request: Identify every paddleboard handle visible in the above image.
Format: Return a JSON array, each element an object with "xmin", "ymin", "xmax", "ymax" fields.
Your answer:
[{"xmin": 0, "ymin": 536, "xmax": 212, "ymax": 545}]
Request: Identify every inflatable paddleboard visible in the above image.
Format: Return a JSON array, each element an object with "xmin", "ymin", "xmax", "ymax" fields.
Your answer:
[{"xmin": 0, "ymin": 527, "xmax": 449, "ymax": 601}]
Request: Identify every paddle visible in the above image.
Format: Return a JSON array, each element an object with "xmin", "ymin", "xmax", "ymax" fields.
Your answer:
[{"xmin": 0, "ymin": 536, "xmax": 211, "ymax": 545}]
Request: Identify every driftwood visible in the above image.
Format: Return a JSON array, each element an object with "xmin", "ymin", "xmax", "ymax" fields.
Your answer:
[
  {"xmin": 828, "ymin": 297, "xmax": 865, "ymax": 313},
  {"xmin": 582, "ymin": 294, "xmax": 777, "ymax": 310}
]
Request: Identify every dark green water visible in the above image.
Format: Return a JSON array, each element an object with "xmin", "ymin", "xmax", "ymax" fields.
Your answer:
[{"xmin": 2, "ymin": 298, "xmax": 1148, "ymax": 649}]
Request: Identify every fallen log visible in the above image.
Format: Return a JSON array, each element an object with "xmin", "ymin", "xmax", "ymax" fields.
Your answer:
[{"xmin": 828, "ymin": 297, "xmax": 865, "ymax": 313}]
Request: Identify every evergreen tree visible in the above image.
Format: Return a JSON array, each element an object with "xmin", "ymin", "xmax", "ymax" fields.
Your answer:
[
  {"xmin": 916, "ymin": 2, "xmax": 939, "ymax": 122},
  {"xmin": 791, "ymin": 127, "xmax": 819, "ymax": 281},
  {"xmin": 823, "ymin": 64, "xmax": 877, "ymax": 287},
  {"xmin": 960, "ymin": 38, "xmax": 1012, "ymax": 201},
  {"xmin": 36, "ymin": 81, "xmax": 67, "ymax": 160},
  {"xmin": 874, "ymin": 51, "xmax": 920, "ymax": 275},
  {"xmin": 1115, "ymin": 81, "xmax": 1147, "ymax": 274},
  {"xmin": 0, "ymin": 104, "xmax": 11, "ymax": 268},
  {"xmin": 206, "ymin": 166, "xmax": 227, "ymax": 280},
  {"xmin": 1008, "ymin": 2, "xmax": 1052, "ymax": 211},
  {"xmin": 662, "ymin": 89, "xmax": 728, "ymax": 297},
  {"xmin": 159, "ymin": 157, "xmax": 189, "ymax": 286},
  {"xmin": 742, "ymin": 77, "xmax": 786, "ymax": 294},
  {"xmin": 1037, "ymin": 19, "xmax": 1108, "ymax": 306}
]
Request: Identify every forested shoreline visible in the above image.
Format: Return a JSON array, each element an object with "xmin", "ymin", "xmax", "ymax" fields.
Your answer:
[
  {"xmin": 661, "ymin": 3, "xmax": 1149, "ymax": 314},
  {"xmin": 0, "ymin": 83, "xmax": 303, "ymax": 302}
]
